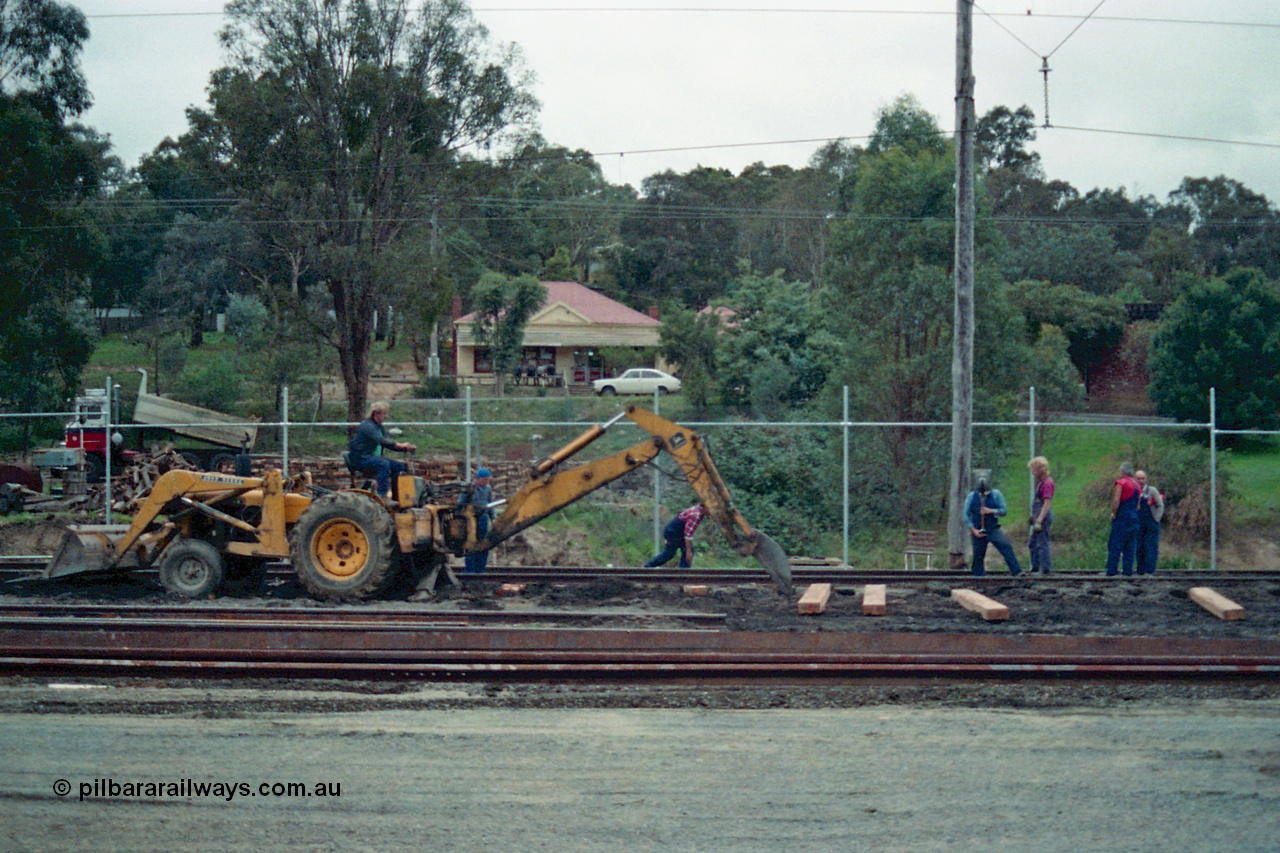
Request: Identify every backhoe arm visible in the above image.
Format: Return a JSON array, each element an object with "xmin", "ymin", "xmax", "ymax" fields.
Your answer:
[{"xmin": 477, "ymin": 405, "xmax": 792, "ymax": 593}]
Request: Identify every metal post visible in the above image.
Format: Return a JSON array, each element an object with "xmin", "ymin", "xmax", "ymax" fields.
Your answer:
[
  {"xmin": 653, "ymin": 387, "xmax": 662, "ymax": 551},
  {"xmin": 843, "ymin": 385, "xmax": 850, "ymax": 568},
  {"xmin": 1028, "ymin": 386, "xmax": 1036, "ymax": 515},
  {"xmin": 464, "ymin": 385, "xmax": 473, "ymax": 477},
  {"xmin": 281, "ymin": 386, "xmax": 289, "ymax": 479},
  {"xmin": 103, "ymin": 375, "xmax": 112, "ymax": 521},
  {"xmin": 427, "ymin": 197, "xmax": 441, "ymax": 379},
  {"xmin": 1209, "ymin": 386, "xmax": 1217, "ymax": 570}
]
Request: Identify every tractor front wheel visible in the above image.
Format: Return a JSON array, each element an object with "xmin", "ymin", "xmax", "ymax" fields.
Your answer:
[
  {"xmin": 289, "ymin": 492, "xmax": 396, "ymax": 600},
  {"xmin": 158, "ymin": 539, "xmax": 226, "ymax": 598}
]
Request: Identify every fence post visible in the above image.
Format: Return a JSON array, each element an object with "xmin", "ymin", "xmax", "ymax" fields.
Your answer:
[
  {"xmin": 1028, "ymin": 386, "xmax": 1036, "ymax": 516},
  {"xmin": 653, "ymin": 387, "xmax": 662, "ymax": 552},
  {"xmin": 103, "ymin": 375, "xmax": 113, "ymax": 522},
  {"xmin": 464, "ymin": 385, "xmax": 472, "ymax": 476},
  {"xmin": 281, "ymin": 386, "xmax": 289, "ymax": 479},
  {"xmin": 1210, "ymin": 386, "xmax": 1217, "ymax": 570},
  {"xmin": 843, "ymin": 385, "xmax": 850, "ymax": 568}
]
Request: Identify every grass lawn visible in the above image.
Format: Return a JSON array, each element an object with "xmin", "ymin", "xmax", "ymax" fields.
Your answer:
[{"xmin": 1222, "ymin": 436, "xmax": 1280, "ymax": 527}]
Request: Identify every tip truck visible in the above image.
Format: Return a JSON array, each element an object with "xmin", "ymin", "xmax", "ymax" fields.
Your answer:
[{"xmin": 58, "ymin": 369, "xmax": 257, "ymax": 480}]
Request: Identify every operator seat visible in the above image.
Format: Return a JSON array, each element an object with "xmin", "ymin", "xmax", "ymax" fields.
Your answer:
[{"xmin": 341, "ymin": 451, "xmax": 376, "ymax": 491}]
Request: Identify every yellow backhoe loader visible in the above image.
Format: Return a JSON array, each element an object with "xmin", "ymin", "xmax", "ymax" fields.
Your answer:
[{"xmin": 44, "ymin": 406, "xmax": 792, "ymax": 600}]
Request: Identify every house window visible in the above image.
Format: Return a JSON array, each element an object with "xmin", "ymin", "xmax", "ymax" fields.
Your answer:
[{"xmin": 474, "ymin": 348, "xmax": 493, "ymax": 373}]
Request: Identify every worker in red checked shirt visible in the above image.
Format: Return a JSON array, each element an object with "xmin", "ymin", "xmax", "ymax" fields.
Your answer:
[{"xmin": 644, "ymin": 503, "xmax": 707, "ymax": 568}]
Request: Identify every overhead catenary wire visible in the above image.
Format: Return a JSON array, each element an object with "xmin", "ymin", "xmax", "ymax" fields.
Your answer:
[
  {"xmin": 975, "ymin": 0, "xmax": 1109, "ymax": 128},
  {"xmin": 7, "ymin": 119, "xmax": 1279, "ymax": 209},
  {"xmin": 78, "ymin": 6, "xmax": 1279, "ymax": 30}
]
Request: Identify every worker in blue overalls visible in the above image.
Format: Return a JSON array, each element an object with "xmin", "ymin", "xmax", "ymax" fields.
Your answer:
[{"xmin": 965, "ymin": 471, "xmax": 1023, "ymax": 577}]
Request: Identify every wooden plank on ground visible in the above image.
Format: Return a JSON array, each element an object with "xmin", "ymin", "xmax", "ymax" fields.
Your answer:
[
  {"xmin": 682, "ymin": 584, "xmax": 708, "ymax": 596},
  {"xmin": 797, "ymin": 583, "xmax": 833, "ymax": 615},
  {"xmin": 862, "ymin": 584, "xmax": 886, "ymax": 616},
  {"xmin": 951, "ymin": 588, "xmax": 1009, "ymax": 622},
  {"xmin": 496, "ymin": 583, "xmax": 526, "ymax": 597},
  {"xmin": 1189, "ymin": 587, "xmax": 1245, "ymax": 621}
]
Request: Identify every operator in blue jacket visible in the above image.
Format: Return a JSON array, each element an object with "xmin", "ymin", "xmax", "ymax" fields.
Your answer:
[
  {"xmin": 965, "ymin": 472, "xmax": 1023, "ymax": 577},
  {"xmin": 347, "ymin": 401, "xmax": 416, "ymax": 499}
]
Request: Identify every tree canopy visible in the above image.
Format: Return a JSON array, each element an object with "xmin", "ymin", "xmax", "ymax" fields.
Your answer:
[
  {"xmin": 1149, "ymin": 268, "xmax": 1280, "ymax": 430},
  {"xmin": 0, "ymin": 0, "xmax": 105, "ymax": 414},
  {"xmin": 189, "ymin": 0, "xmax": 538, "ymax": 421}
]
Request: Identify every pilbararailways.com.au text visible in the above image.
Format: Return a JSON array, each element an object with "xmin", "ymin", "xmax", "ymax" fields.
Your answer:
[{"xmin": 54, "ymin": 778, "xmax": 341, "ymax": 802}]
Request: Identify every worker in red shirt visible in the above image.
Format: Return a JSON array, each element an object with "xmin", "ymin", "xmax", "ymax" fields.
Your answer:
[
  {"xmin": 644, "ymin": 503, "xmax": 707, "ymax": 568},
  {"xmin": 1105, "ymin": 462, "xmax": 1142, "ymax": 577}
]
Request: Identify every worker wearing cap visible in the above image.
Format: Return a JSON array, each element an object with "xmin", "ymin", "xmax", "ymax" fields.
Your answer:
[
  {"xmin": 965, "ymin": 474, "xmax": 1023, "ymax": 577},
  {"xmin": 459, "ymin": 468, "xmax": 496, "ymax": 574}
]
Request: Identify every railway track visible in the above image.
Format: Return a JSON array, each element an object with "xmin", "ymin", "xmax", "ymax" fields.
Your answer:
[
  {"xmin": 2, "ymin": 603, "xmax": 1278, "ymax": 682},
  {"xmin": 5, "ymin": 555, "xmax": 1280, "ymax": 586}
]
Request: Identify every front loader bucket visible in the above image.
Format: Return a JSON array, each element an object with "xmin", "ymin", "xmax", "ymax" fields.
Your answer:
[
  {"xmin": 751, "ymin": 531, "xmax": 793, "ymax": 596},
  {"xmin": 44, "ymin": 525, "xmax": 133, "ymax": 579}
]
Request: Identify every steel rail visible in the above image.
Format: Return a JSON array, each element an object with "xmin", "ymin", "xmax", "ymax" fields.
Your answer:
[
  {"xmin": 0, "ymin": 604, "xmax": 726, "ymax": 627},
  {"xmin": 3, "ymin": 615, "xmax": 1278, "ymax": 681},
  {"xmin": 5, "ymin": 556, "xmax": 1280, "ymax": 587}
]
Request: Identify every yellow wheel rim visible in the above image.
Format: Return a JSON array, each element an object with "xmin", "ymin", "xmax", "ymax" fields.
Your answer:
[{"xmin": 309, "ymin": 518, "xmax": 370, "ymax": 580}]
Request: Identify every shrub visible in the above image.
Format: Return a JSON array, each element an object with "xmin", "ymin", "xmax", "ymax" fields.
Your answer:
[
  {"xmin": 414, "ymin": 377, "xmax": 459, "ymax": 399},
  {"xmin": 1078, "ymin": 435, "xmax": 1230, "ymax": 541},
  {"xmin": 174, "ymin": 355, "xmax": 245, "ymax": 412},
  {"xmin": 224, "ymin": 294, "xmax": 269, "ymax": 345}
]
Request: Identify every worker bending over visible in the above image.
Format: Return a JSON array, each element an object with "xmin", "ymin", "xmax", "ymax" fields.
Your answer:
[{"xmin": 645, "ymin": 503, "xmax": 707, "ymax": 569}]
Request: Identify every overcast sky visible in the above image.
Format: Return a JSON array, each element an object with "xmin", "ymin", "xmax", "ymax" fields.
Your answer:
[{"xmin": 75, "ymin": 0, "xmax": 1280, "ymax": 203}]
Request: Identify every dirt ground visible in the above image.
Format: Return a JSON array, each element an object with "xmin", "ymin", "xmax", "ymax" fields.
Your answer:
[{"xmin": 6, "ymin": 551, "xmax": 1280, "ymax": 643}]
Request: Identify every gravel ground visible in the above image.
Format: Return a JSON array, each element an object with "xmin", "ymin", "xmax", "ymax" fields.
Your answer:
[{"xmin": 3, "ymin": 688, "xmax": 1279, "ymax": 852}]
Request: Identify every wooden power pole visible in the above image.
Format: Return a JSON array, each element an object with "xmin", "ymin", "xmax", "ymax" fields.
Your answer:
[{"xmin": 948, "ymin": 0, "xmax": 976, "ymax": 568}]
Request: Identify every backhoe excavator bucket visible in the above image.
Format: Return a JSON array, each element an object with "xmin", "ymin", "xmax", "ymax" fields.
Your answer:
[
  {"xmin": 44, "ymin": 525, "xmax": 133, "ymax": 578},
  {"xmin": 751, "ymin": 531, "xmax": 792, "ymax": 595}
]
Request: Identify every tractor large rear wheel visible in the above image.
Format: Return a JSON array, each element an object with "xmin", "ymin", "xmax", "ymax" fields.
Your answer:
[{"xmin": 289, "ymin": 491, "xmax": 396, "ymax": 600}]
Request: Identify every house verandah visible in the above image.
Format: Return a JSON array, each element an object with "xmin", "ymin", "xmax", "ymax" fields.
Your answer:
[{"xmin": 453, "ymin": 281, "xmax": 667, "ymax": 387}]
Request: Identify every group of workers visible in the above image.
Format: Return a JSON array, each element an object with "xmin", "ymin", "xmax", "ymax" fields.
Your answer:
[
  {"xmin": 352, "ymin": 401, "xmax": 1168, "ymax": 578},
  {"xmin": 966, "ymin": 458, "xmax": 1164, "ymax": 577}
]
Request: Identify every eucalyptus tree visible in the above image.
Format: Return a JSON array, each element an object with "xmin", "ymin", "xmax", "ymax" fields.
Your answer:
[
  {"xmin": 199, "ymin": 0, "xmax": 537, "ymax": 421},
  {"xmin": 821, "ymin": 96, "xmax": 1028, "ymax": 527},
  {"xmin": 469, "ymin": 271, "xmax": 544, "ymax": 397},
  {"xmin": 1168, "ymin": 176, "xmax": 1279, "ymax": 278},
  {"xmin": 0, "ymin": 0, "xmax": 106, "ymax": 419}
]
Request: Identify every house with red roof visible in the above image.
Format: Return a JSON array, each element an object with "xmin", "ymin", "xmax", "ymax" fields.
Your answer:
[{"xmin": 453, "ymin": 281, "xmax": 664, "ymax": 386}]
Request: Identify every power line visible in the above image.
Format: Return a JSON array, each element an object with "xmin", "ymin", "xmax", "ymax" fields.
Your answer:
[
  {"xmin": 1053, "ymin": 125, "xmax": 1280, "ymax": 151},
  {"xmin": 6, "ymin": 120, "xmax": 1278, "ymax": 210},
  {"xmin": 79, "ymin": 7, "xmax": 1280, "ymax": 30}
]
